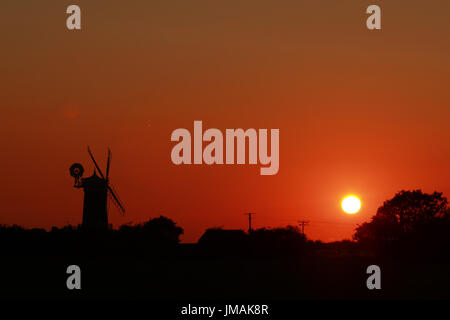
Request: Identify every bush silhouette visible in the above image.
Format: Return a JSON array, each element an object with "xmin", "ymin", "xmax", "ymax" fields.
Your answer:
[{"xmin": 119, "ymin": 215, "xmax": 184, "ymax": 246}]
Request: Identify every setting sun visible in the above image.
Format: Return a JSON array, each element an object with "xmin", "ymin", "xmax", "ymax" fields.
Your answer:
[{"xmin": 341, "ymin": 196, "xmax": 361, "ymax": 214}]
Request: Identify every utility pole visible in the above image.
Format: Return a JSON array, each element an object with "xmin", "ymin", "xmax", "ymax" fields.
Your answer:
[
  {"xmin": 245, "ymin": 212, "xmax": 256, "ymax": 233},
  {"xmin": 298, "ymin": 220, "xmax": 309, "ymax": 236}
]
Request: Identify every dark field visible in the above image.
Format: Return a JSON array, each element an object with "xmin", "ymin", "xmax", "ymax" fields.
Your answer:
[{"xmin": 2, "ymin": 244, "xmax": 449, "ymax": 300}]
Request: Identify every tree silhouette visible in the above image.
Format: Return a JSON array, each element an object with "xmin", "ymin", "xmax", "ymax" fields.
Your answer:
[
  {"xmin": 379, "ymin": 190, "xmax": 448, "ymax": 230},
  {"xmin": 354, "ymin": 190, "xmax": 450, "ymax": 257},
  {"xmin": 119, "ymin": 215, "xmax": 184, "ymax": 245},
  {"xmin": 141, "ymin": 215, "xmax": 184, "ymax": 244}
]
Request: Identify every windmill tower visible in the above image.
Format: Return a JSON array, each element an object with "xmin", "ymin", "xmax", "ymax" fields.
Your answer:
[{"xmin": 69, "ymin": 147, "xmax": 125, "ymax": 230}]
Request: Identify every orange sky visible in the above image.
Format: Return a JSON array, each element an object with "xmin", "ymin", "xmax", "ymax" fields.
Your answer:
[{"xmin": 2, "ymin": 1, "xmax": 450, "ymax": 242}]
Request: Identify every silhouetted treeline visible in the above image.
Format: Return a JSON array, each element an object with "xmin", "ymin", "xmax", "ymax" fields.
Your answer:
[
  {"xmin": 0, "ymin": 216, "xmax": 183, "ymax": 256},
  {"xmin": 0, "ymin": 221, "xmax": 309, "ymax": 258},
  {"xmin": 3, "ymin": 189, "xmax": 450, "ymax": 261},
  {"xmin": 354, "ymin": 189, "xmax": 450, "ymax": 260},
  {"xmin": 198, "ymin": 226, "xmax": 307, "ymax": 257}
]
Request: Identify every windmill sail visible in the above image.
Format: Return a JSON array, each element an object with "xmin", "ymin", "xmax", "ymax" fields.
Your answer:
[
  {"xmin": 108, "ymin": 185, "xmax": 125, "ymax": 215},
  {"xmin": 87, "ymin": 146, "xmax": 106, "ymax": 179},
  {"xmin": 106, "ymin": 148, "xmax": 111, "ymax": 182}
]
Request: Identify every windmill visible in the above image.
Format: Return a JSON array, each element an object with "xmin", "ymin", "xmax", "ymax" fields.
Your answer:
[{"xmin": 69, "ymin": 147, "xmax": 125, "ymax": 230}]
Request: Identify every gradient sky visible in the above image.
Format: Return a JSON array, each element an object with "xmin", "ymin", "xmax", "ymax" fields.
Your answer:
[{"xmin": 2, "ymin": 1, "xmax": 450, "ymax": 242}]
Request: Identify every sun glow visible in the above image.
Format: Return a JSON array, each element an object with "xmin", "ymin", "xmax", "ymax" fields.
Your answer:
[{"xmin": 341, "ymin": 195, "xmax": 361, "ymax": 214}]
